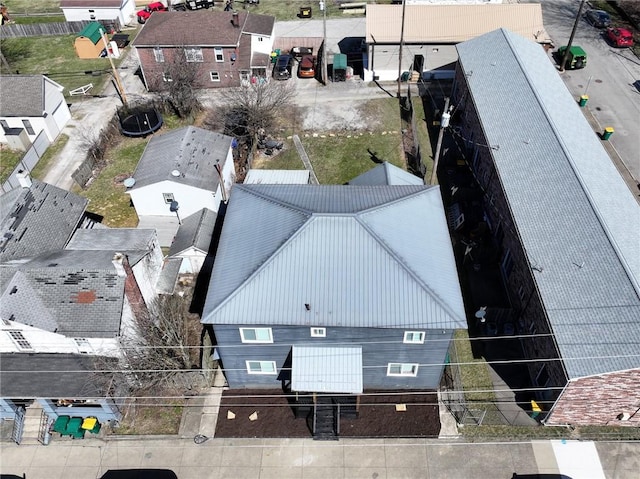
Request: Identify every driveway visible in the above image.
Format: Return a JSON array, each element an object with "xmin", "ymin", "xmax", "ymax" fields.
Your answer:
[{"xmin": 530, "ymin": 0, "xmax": 640, "ymax": 185}]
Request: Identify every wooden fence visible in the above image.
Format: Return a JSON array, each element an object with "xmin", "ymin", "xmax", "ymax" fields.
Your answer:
[{"xmin": 0, "ymin": 21, "xmax": 91, "ymax": 38}]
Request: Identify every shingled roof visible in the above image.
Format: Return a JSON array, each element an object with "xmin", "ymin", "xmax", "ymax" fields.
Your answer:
[
  {"xmin": 1, "ymin": 250, "xmax": 125, "ymax": 338},
  {"xmin": 0, "ymin": 179, "xmax": 88, "ymax": 262},
  {"xmin": 132, "ymin": 11, "xmax": 273, "ymax": 47},
  {"xmin": 0, "ymin": 75, "xmax": 64, "ymax": 118}
]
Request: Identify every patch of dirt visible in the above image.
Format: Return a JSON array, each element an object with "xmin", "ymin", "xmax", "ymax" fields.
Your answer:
[{"xmin": 215, "ymin": 389, "xmax": 441, "ymax": 438}]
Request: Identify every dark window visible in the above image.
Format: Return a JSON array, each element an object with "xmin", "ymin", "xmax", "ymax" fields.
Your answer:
[{"xmin": 22, "ymin": 120, "xmax": 35, "ymax": 135}]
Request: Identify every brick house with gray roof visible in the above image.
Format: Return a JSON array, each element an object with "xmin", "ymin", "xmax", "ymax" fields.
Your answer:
[{"xmin": 132, "ymin": 10, "xmax": 275, "ymax": 90}]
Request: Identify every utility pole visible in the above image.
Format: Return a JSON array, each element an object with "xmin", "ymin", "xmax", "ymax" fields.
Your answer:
[
  {"xmin": 397, "ymin": 0, "xmax": 407, "ymax": 98},
  {"xmin": 320, "ymin": 1, "xmax": 328, "ymax": 85},
  {"xmin": 429, "ymin": 97, "xmax": 450, "ymax": 185},
  {"xmin": 100, "ymin": 28, "xmax": 127, "ymax": 107},
  {"xmin": 560, "ymin": 0, "xmax": 586, "ymax": 72}
]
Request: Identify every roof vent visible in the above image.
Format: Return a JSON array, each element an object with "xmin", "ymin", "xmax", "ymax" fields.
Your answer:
[{"xmin": 171, "ymin": 169, "xmax": 181, "ymax": 177}]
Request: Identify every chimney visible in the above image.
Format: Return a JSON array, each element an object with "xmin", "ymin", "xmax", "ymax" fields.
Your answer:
[
  {"xmin": 231, "ymin": 11, "xmax": 239, "ymax": 27},
  {"xmin": 112, "ymin": 252, "xmax": 127, "ymax": 278},
  {"xmin": 16, "ymin": 170, "xmax": 32, "ymax": 188}
]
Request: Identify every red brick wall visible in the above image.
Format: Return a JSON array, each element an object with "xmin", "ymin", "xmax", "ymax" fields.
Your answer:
[
  {"xmin": 546, "ymin": 370, "xmax": 640, "ymax": 426},
  {"xmin": 137, "ymin": 46, "xmax": 243, "ymax": 91}
]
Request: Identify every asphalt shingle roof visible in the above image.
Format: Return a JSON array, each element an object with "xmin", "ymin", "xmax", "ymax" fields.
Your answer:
[
  {"xmin": 66, "ymin": 228, "xmax": 157, "ymax": 266},
  {"xmin": 168, "ymin": 208, "xmax": 217, "ymax": 257},
  {"xmin": 129, "ymin": 126, "xmax": 232, "ymax": 191},
  {"xmin": 1, "ymin": 250, "xmax": 125, "ymax": 338},
  {"xmin": 202, "ymin": 184, "xmax": 466, "ymax": 330},
  {"xmin": 0, "ymin": 180, "xmax": 88, "ymax": 262},
  {"xmin": 0, "ymin": 75, "xmax": 48, "ymax": 117},
  {"xmin": 0, "ymin": 353, "xmax": 109, "ymax": 398},
  {"xmin": 456, "ymin": 29, "xmax": 640, "ymax": 379},
  {"xmin": 132, "ymin": 11, "xmax": 273, "ymax": 47}
]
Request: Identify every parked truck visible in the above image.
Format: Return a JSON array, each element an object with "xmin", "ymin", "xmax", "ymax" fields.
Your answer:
[{"xmin": 171, "ymin": 0, "xmax": 215, "ymax": 10}]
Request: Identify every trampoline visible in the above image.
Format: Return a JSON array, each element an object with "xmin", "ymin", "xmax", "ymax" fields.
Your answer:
[{"xmin": 120, "ymin": 109, "xmax": 163, "ymax": 137}]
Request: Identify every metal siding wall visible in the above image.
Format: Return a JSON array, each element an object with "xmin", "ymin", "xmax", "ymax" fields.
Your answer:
[{"xmin": 213, "ymin": 325, "xmax": 454, "ymax": 390}]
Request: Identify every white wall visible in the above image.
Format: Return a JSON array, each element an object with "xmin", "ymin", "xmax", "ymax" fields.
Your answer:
[
  {"xmin": 177, "ymin": 247, "xmax": 206, "ymax": 273},
  {"xmin": 0, "ymin": 321, "xmax": 120, "ymax": 356},
  {"xmin": 367, "ymin": 44, "xmax": 458, "ymax": 82},
  {"xmin": 129, "ymin": 180, "xmax": 221, "ymax": 219},
  {"xmin": 0, "ymin": 116, "xmax": 49, "ymax": 144},
  {"xmin": 251, "ymin": 33, "xmax": 274, "ymax": 56},
  {"xmin": 61, "ymin": 0, "xmax": 136, "ymax": 25},
  {"xmin": 131, "ymin": 238, "xmax": 164, "ymax": 305}
]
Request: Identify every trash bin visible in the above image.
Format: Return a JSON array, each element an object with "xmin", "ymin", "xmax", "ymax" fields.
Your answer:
[
  {"xmin": 299, "ymin": 7, "xmax": 312, "ymax": 18},
  {"xmin": 270, "ymin": 49, "xmax": 280, "ymax": 64},
  {"xmin": 578, "ymin": 94, "xmax": 588, "ymax": 107},
  {"xmin": 602, "ymin": 127, "xmax": 614, "ymax": 140}
]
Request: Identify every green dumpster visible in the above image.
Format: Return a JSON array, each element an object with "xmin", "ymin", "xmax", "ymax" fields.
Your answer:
[
  {"xmin": 578, "ymin": 94, "xmax": 588, "ymax": 107},
  {"xmin": 270, "ymin": 49, "xmax": 280, "ymax": 64},
  {"xmin": 400, "ymin": 71, "xmax": 410, "ymax": 82},
  {"xmin": 602, "ymin": 127, "xmax": 614, "ymax": 140}
]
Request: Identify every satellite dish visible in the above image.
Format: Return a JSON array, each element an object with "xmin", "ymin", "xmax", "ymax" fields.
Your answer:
[
  {"xmin": 169, "ymin": 200, "xmax": 179, "ymax": 212},
  {"xmin": 123, "ymin": 177, "xmax": 136, "ymax": 188},
  {"xmin": 171, "ymin": 169, "xmax": 181, "ymax": 177}
]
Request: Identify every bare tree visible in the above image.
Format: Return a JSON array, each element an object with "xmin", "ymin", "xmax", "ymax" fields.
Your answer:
[
  {"xmin": 219, "ymin": 80, "xmax": 296, "ymax": 142},
  {"xmin": 150, "ymin": 48, "xmax": 202, "ymax": 119},
  {"xmin": 94, "ymin": 292, "xmax": 202, "ymax": 394}
]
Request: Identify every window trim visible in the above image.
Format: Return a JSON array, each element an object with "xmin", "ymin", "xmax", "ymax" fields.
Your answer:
[
  {"xmin": 403, "ymin": 331, "xmax": 425, "ymax": 344},
  {"xmin": 240, "ymin": 327, "xmax": 273, "ymax": 343},
  {"xmin": 387, "ymin": 363, "xmax": 419, "ymax": 377},
  {"xmin": 310, "ymin": 327, "xmax": 326, "ymax": 338},
  {"xmin": 185, "ymin": 47, "xmax": 204, "ymax": 63},
  {"xmin": 214, "ymin": 47, "xmax": 224, "ymax": 62},
  {"xmin": 210, "ymin": 71, "xmax": 220, "ymax": 82},
  {"xmin": 246, "ymin": 360, "xmax": 277, "ymax": 375},
  {"xmin": 153, "ymin": 47, "xmax": 165, "ymax": 63},
  {"xmin": 7, "ymin": 330, "xmax": 33, "ymax": 351}
]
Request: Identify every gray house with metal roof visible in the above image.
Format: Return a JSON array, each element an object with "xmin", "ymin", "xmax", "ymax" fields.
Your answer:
[
  {"xmin": 201, "ymin": 180, "xmax": 466, "ymax": 437},
  {"xmin": 452, "ymin": 28, "xmax": 640, "ymax": 426}
]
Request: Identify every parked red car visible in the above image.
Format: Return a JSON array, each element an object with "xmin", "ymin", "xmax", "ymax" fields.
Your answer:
[
  {"xmin": 137, "ymin": 2, "xmax": 167, "ymax": 24},
  {"xmin": 297, "ymin": 55, "xmax": 316, "ymax": 78},
  {"xmin": 605, "ymin": 27, "xmax": 634, "ymax": 48}
]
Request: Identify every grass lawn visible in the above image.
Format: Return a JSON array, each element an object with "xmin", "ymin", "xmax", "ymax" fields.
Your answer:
[
  {"xmin": 73, "ymin": 137, "xmax": 146, "ymax": 228},
  {"xmin": 0, "ymin": 146, "xmax": 23, "ymax": 184},
  {"xmin": 0, "ymin": 35, "xmax": 121, "ymax": 95},
  {"xmin": 114, "ymin": 400, "xmax": 184, "ymax": 436},
  {"xmin": 256, "ymin": 97, "xmax": 407, "ymax": 184},
  {"xmin": 29, "ymin": 134, "xmax": 70, "ymax": 181},
  {"xmin": 4, "ymin": 0, "xmax": 61, "ymax": 14}
]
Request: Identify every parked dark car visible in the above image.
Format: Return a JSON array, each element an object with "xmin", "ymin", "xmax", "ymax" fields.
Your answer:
[
  {"xmin": 584, "ymin": 9, "xmax": 611, "ymax": 28},
  {"xmin": 273, "ymin": 54, "xmax": 293, "ymax": 80},
  {"xmin": 297, "ymin": 55, "xmax": 316, "ymax": 78}
]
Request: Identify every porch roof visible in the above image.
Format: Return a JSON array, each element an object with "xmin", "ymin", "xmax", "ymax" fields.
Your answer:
[{"xmin": 291, "ymin": 346, "xmax": 363, "ymax": 394}]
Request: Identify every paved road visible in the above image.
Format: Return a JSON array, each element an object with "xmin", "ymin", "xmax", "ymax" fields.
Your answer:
[
  {"xmin": 531, "ymin": 0, "xmax": 640, "ymax": 184},
  {"xmin": 1, "ymin": 437, "xmax": 638, "ymax": 479}
]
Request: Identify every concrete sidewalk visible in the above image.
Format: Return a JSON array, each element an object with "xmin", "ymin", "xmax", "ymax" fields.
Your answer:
[{"xmin": 2, "ymin": 437, "xmax": 638, "ymax": 479}]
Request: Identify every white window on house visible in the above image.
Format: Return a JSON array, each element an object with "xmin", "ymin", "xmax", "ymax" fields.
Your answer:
[
  {"xmin": 403, "ymin": 331, "xmax": 425, "ymax": 344},
  {"xmin": 387, "ymin": 363, "xmax": 419, "ymax": 377},
  {"xmin": 22, "ymin": 120, "xmax": 35, "ymax": 135},
  {"xmin": 162, "ymin": 72, "xmax": 173, "ymax": 82},
  {"xmin": 214, "ymin": 47, "xmax": 224, "ymax": 62},
  {"xmin": 210, "ymin": 71, "xmax": 220, "ymax": 82},
  {"xmin": 74, "ymin": 338, "xmax": 93, "ymax": 354},
  {"xmin": 185, "ymin": 47, "xmax": 204, "ymax": 63},
  {"xmin": 310, "ymin": 327, "xmax": 326, "ymax": 338},
  {"xmin": 153, "ymin": 48, "xmax": 165, "ymax": 63},
  {"xmin": 7, "ymin": 331, "xmax": 33, "ymax": 351},
  {"xmin": 240, "ymin": 328, "xmax": 273, "ymax": 343},
  {"xmin": 163, "ymin": 193, "xmax": 175, "ymax": 204},
  {"xmin": 246, "ymin": 360, "xmax": 277, "ymax": 374}
]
